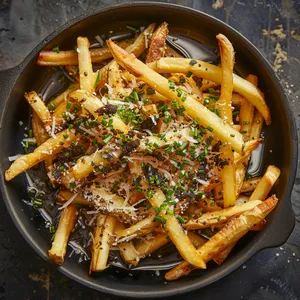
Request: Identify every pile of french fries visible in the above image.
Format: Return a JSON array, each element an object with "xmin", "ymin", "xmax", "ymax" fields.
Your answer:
[{"xmin": 5, "ymin": 22, "xmax": 280, "ymax": 280}]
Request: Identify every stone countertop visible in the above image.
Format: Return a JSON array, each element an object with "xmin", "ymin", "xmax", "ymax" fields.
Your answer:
[{"xmin": 0, "ymin": 0, "xmax": 299, "ymax": 299}]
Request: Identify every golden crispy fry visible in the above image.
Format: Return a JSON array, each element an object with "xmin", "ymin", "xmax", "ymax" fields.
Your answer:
[
  {"xmin": 37, "ymin": 40, "xmax": 132, "ymax": 66},
  {"xmin": 31, "ymin": 111, "xmax": 49, "ymax": 146},
  {"xmin": 114, "ymin": 222, "xmax": 140, "ymax": 266},
  {"xmin": 145, "ymin": 188, "xmax": 206, "ymax": 269},
  {"xmin": 146, "ymin": 22, "xmax": 168, "ymax": 63},
  {"xmin": 185, "ymin": 200, "xmax": 262, "ymax": 230},
  {"xmin": 108, "ymin": 61, "xmax": 126, "ymax": 99},
  {"xmin": 135, "ymin": 233, "xmax": 169, "ymax": 259},
  {"xmin": 48, "ymin": 204, "xmax": 78, "ymax": 265},
  {"xmin": 240, "ymin": 177, "xmax": 262, "ymax": 193},
  {"xmin": 250, "ymin": 218, "xmax": 266, "ymax": 231},
  {"xmin": 250, "ymin": 109, "xmax": 264, "ymax": 140},
  {"xmin": 90, "ymin": 214, "xmax": 107, "ymax": 273},
  {"xmin": 57, "ymin": 190, "xmax": 91, "ymax": 206},
  {"xmin": 25, "ymin": 91, "xmax": 52, "ymax": 129},
  {"xmin": 77, "ymin": 37, "xmax": 97, "ymax": 93},
  {"xmin": 213, "ymin": 183, "xmax": 223, "ymax": 200},
  {"xmin": 215, "ymin": 34, "xmax": 234, "ymax": 124},
  {"xmin": 213, "ymin": 242, "xmax": 236, "ymax": 265},
  {"xmin": 165, "ymin": 195, "xmax": 278, "ymax": 280},
  {"xmin": 149, "ymin": 57, "xmax": 271, "ymax": 124},
  {"xmin": 5, "ymin": 129, "xmax": 78, "ymax": 181},
  {"xmin": 220, "ymin": 144, "xmax": 236, "ymax": 207},
  {"xmin": 93, "ymin": 216, "xmax": 117, "ymax": 271},
  {"xmin": 116, "ymin": 214, "xmax": 156, "ymax": 242},
  {"xmin": 249, "ymin": 165, "xmax": 280, "ymax": 201},
  {"xmin": 239, "ymin": 75, "xmax": 258, "ymax": 141},
  {"xmin": 107, "ymin": 40, "xmax": 244, "ymax": 154}
]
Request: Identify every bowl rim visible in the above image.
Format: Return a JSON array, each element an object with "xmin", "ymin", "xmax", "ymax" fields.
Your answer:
[{"xmin": 0, "ymin": 1, "xmax": 297, "ymax": 298}]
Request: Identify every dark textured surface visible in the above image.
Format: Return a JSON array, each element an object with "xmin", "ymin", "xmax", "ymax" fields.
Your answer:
[{"xmin": 0, "ymin": 0, "xmax": 300, "ymax": 299}]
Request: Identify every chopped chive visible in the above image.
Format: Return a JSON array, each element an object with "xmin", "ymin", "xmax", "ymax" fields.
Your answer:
[
  {"xmin": 216, "ymin": 108, "xmax": 221, "ymax": 117},
  {"xmin": 126, "ymin": 25, "xmax": 137, "ymax": 32},
  {"xmin": 232, "ymin": 110, "xmax": 239, "ymax": 116},
  {"xmin": 52, "ymin": 46, "xmax": 60, "ymax": 53},
  {"xmin": 208, "ymin": 88, "xmax": 215, "ymax": 93},
  {"xmin": 207, "ymin": 126, "xmax": 214, "ymax": 132},
  {"xmin": 146, "ymin": 88, "xmax": 156, "ymax": 95},
  {"xmin": 243, "ymin": 121, "xmax": 250, "ymax": 125},
  {"xmin": 69, "ymin": 182, "xmax": 76, "ymax": 189},
  {"xmin": 48, "ymin": 101, "xmax": 56, "ymax": 110},
  {"xmin": 94, "ymin": 71, "xmax": 102, "ymax": 88},
  {"xmin": 186, "ymin": 71, "xmax": 192, "ymax": 78},
  {"xmin": 241, "ymin": 130, "xmax": 247, "ymax": 134},
  {"xmin": 28, "ymin": 129, "xmax": 33, "ymax": 138},
  {"xmin": 154, "ymin": 215, "xmax": 167, "ymax": 224},
  {"xmin": 103, "ymin": 134, "xmax": 113, "ymax": 144},
  {"xmin": 63, "ymin": 133, "xmax": 69, "ymax": 139},
  {"xmin": 230, "ymin": 134, "xmax": 235, "ymax": 138},
  {"xmin": 177, "ymin": 215, "xmax": 186, "ymax": 224},
  {"xmin": 66, "ymin": 101, "xmax": 72, "ymax": 110},
  {"xmin": 146, "ymin": 189, "xmax": 153, "ymax": 198}
]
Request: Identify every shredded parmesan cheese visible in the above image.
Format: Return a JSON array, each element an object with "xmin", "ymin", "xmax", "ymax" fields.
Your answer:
[{"xmin": 58, "ymin": 193, "xmax": 78, "ymax": 210}]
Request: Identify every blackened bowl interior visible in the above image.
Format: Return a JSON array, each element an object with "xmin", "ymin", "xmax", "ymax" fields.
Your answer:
[{"xmin": 0, "ymin": 2, "xmax": 296, "ymax": 298}]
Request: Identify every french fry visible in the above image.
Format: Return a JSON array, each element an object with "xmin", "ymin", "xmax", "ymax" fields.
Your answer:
[
  {"xmin": 57, "ymin": 190, "xmax": 91, "ymax": 206},
  {"xmin": 239, "ymin": 75, "xmax": 257, "ymax": 141},
  {"xmin": 25, "ymin": 91, "xmax": 52, "ymax": 129},
  {"xmin": 37, "ymin": 40, "xmax": 132, "ymax": 66},
  {"xmin": 90, "ymin": 214, "xmax": 107, "ymax": 273},
  {"xmin": 77, "ymin": 37, "xmax": 96, "ymax": 93},
  {"xmin": 114, "ymin": 222, "xmax": 139, "ymax": 266},
  {"xmin": 108, "ymin": 61, "xmax": 126, "ymax": 99},
  {"xmin": 213, "ymin": 183, "xmax": 223, "ymax": 200},
  {"xmin": 116, "ymin": 214, "xmax": 156, "ymax": 242},
  {"xmin": 249, "ymin": 165, "xmax": 280, "ymax": 201},
  {"xmin": 214, "ymin": 35, "xmax": 236, "ymax": 208},
  {"xmin": 31, "ymin": 111, "xmax": 49, "ymax": 146},
  {"xmin": 146, "ymin": 22, "xmax": 168, "ymax": 63},
  {"xmin": 94, "ymin": 216, "xmax": 117, "ymax": 271},
  {"xmin": 220, "ymin": 144, "xmax": 236, "ymax": 207},
  {"xmin": 185, "ymin": 200, "xmax": 262, "ymax": 230},
  {"xmin": 240, "ymin": 177, "xmax": 261, "ymax": 193},
  {"xmin": 250, "ymin": 109, "xmax": 264, "ymax": 140},
  {"xmin": 107, "ymin": 40, "xmax": 245, "ymax": 154},
  {"xmin": 5, "ymin": 129, "xmax": 78, "ymax": 181},
  {"xmin": 149, "ymin": 57, "xmax": 271, "ymax": 124},
  {"xmin": 215, "ymin": 34, "xmax": 234, "ymax": 124},
  {"xmin": 165, "ymin": 195, "xmax": 278, "ymax": 280},
  {"xmin": 145, "ymin": 188, "xmax": 206, "ymax": 269},
  {"xmin": 48, "ymin": 204, "xmax": 78, "ymax": 265},
  {"xmin": 213, "ymin": 243, "xmax": 236, "ymax": 265},
  {"xmin": 135, "ymin": 233, "xmax": 169, "ymax": 259}
]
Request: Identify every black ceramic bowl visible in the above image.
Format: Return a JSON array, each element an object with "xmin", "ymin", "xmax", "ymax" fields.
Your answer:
[{"xmin": 0, "ymin": 2, "xmax": 297, "ymax": 298}]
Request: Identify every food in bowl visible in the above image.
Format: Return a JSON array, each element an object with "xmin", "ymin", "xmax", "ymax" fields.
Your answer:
[{"xmin": 5, "ymin": 22, "xmax": 280, "ymax": 280}]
